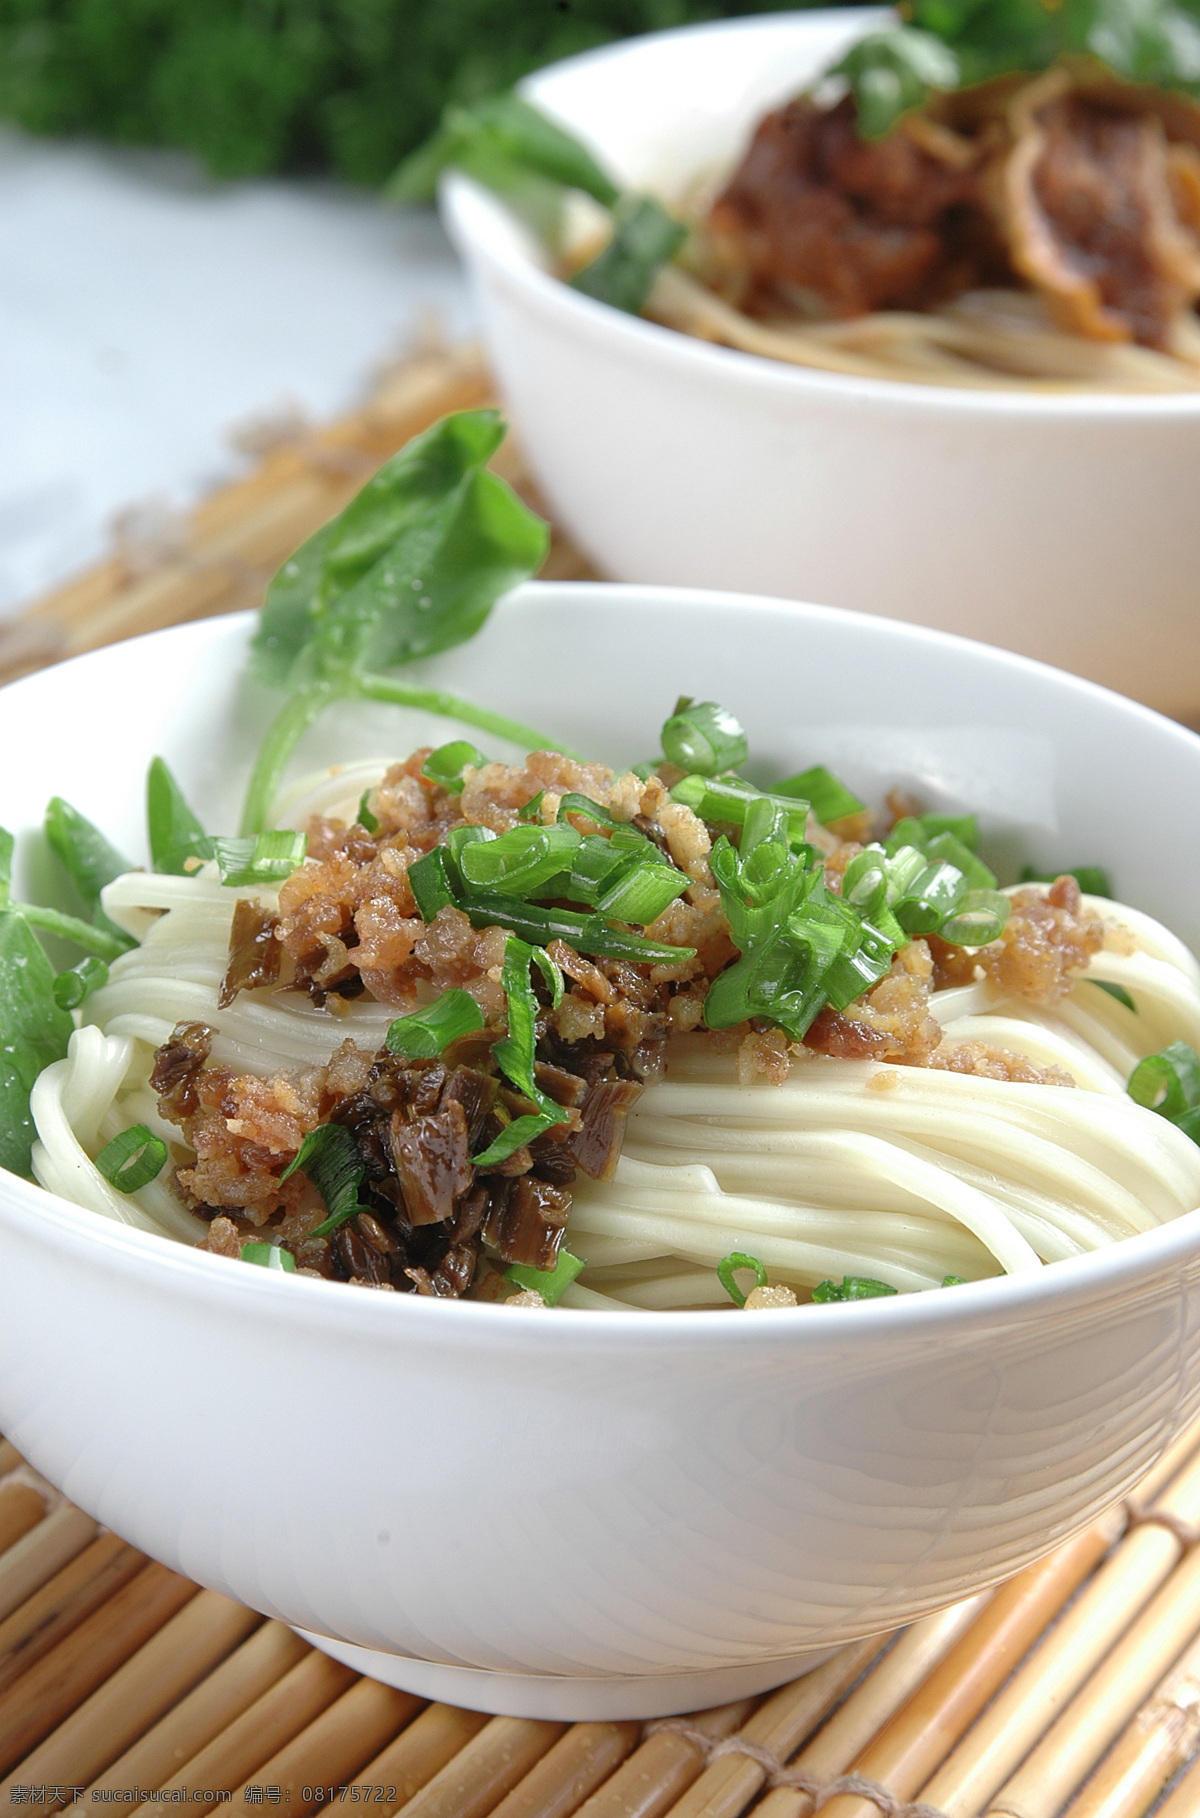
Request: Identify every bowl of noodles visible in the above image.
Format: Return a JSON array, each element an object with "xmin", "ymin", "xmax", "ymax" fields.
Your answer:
[
  {"xmin": 436, "ymin": 9, "xmax": 1200, "ymax": 721},
  {"xmin": 2, "ymin": 538, "xmax": 1200, "ymax": 1716}
]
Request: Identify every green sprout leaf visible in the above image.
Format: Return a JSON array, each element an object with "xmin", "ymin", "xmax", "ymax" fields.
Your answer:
[
  {"xmin": 570, "ymin": 194, "xmax": 687, "ymax": 316},
  {"xmin": 388, "ymin": 91, "xmax": 619, "ymax": 208}
]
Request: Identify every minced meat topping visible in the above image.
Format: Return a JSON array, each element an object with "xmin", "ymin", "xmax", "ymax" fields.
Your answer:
[{"xmin": 159, "ymin": 751, "xmax": 1115, "ymax": 1293}]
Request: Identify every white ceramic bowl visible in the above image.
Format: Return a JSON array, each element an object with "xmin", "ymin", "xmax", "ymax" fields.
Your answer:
[
  {"xmin": 2, "ymin": 583, "xmax": 1200, "ymax": 1721},
  {"xmin": 441, "ymin": 12, "xmax": 1200, "ymax": 722}
]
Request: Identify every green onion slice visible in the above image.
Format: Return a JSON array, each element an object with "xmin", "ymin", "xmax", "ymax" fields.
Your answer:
[
  {"xmin": 1019, "ymin": 865, "xmax": 1113, "ymax": 899},
  {"xmin": 458, "ymin": 822, "xmax": 581, "ymax": 897},
  {"xmin": 660, "ymin": 700, "xmax": 749, "ymax": 777},
  {"xmin": 53, "ymin": 956, "xmax": 109, "ymax": 1011},
  {"xmin": 455, "ymin": 893, "xmax": 695, "ymax": 965},
  {"xmin": 775, "ymin": 765, "xmax": 865, "ymax": 826},
  {"xmin": 505, "ymin": 1249, "xmax": 585, "ymax": 1306},
  {"xmin": 518, "ymin": 791, "xmax": 545, "ymax": 824},
  {"xmin": 281, "ymin": 1123, "xmax": 369, "ymax": 1238},
  {"xmin": 556, "ymin": 793, "xmax": 620, "ymax": 830},
  {"xmin": 1127, "ymin": 1042, "xmax": 1200, "ymax": 1121},
  {"xmin": 593, "ymin": 859, "xmax": 688, "ymax": 925},
  {"xmin": 95, "ymin": 1124, "xmax": 168, "ymax": 1193},
  {"xmin": 941, "ymin": 1274, "xmax": 965, "ymax": 1288},
  {"xmin": 421, "ymin": 740, "xmax": 488, "ymax": 794},
  {"xmin": 940, "ymin": 890, "xmax": 1010, "ymax": 947},
  {"xmin": 408, "ymin": 847, "xmax": 459, "ymax": 922},
  {"xmin": 386, "ymin": 989, "xmax": 485, "ymax": 1059},
  {"xmin": 240, "ymin": 1242, "xmax": 296, "ymax": 1272},
  {"xmin": 357, "ymin": 791, "xmax": 380, "ymax": 833},
  {"xmin": 215, "ymin": 830, "xmax": 308, "ymax": 888},
  {"xmin": 717, "ymin": 1251, "xmax": 769, "ymax": 1307},
  {"xmin": 1088, "ymin": 979, "xmax": 1137, "ymax": 1013},
  {"xmin": 811, "ymin": 1276, "xmax": 899, "ymax": 1303}
]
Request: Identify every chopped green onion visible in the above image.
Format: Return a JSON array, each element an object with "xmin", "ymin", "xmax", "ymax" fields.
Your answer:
[
  {"xmin": 146, "ymin": 757, "xmax": 215, "ymax": 875},
  {"xmin": 53, "ymin": 956, "xmax": 109, "ymax": 1010},
  {"xmin": 941, "ymin": 1274, "xmax": 965, "ymax": 1288},
  {"xmin": 408, "ymin": 846, "xmax": 459, "ymax": 921},
  {"xmin": 842, "ymin": 850, "xmax": 889, "ymax": 918},
  {"xmin": 421, "ymin": 740, "xmax": 489, "ymax": 794},
  {"xmin": 717, "ymin": 1251, "xmax": 768, "ymax": 1307},
  {"xmin": 505, "ymin": 1249, "xmax": 585, "ymax": 1305},
  {"xmin": 775, "ymin": 765, "xmax": 865, "ymax": 826},
  {"xmin": 671, "ymin": 774, "xmax": 809, "ymax": 845},
  {"xmin": 593, "ymin": 859, "xmax": 688, "ymax": 925},
  {"xmin": 1088, "ymin": 979, "xmax": 1137, "ymax": 1013},
  {"xmin": 1019, "ymin": 865, "xmax": 1113, "ymax": 898},
  {"xmin": 920, "ymin": 813, "xmax": 979, "ymax": 852},
  {"xmin": 922, "ymin": 832, "xmax": 996, "ymax": 892},
  {"xmin": 281, "ymin": 1123, "xmax": 369, "ymax": 1238},
  {"xmin": 893, "ymin": 861, "xmax": 969, "ymax": 936},
  {"xmin": 240, "ymin": 1242, "xmax": 296, "ymax": 1272},
  {"xmin": 518, "ymin": 791, "xmax": 545, "ymax": 824},
  {"xmin": 1128, "ymin": 1042, "xmax": 1200, "ymax": 1121},
  {"xmin": 386, "ymin": 988, "xmax": 485, "ymax": 1059},
  {"xmin": 940, "ymin": 890, "xmax": 1011, "ymax": 947},
  {"xmin": 215, "ymin": 830, "xmax": 307, "ymax": 888},
  {"xmin": 472, "ymin": 1112, "xmax": 556, "ymax": 1169},
  {"xmin": 95, "ymin": 1124, "xmax": 168, "ymax": 1193},
  {"xmin": 570, "ymin": 194, "xmax": 686, "ymax": 316},
  {"xmin": 811, "ymin": 1276, "xmax": 899, "ymax": 1303},
  {"xmin": 456, "ymin": 893, "xmax": 695, "ymax": 964},
  {"xmin": 357, "ymin": 791, "xmax": 379, "ymax": 834},
  {"xmin": 660, "ymin": 700, "xmax": 749, "ymax": 778},
  {"xmin": 557, "ymin": 793, "xmax": 620, "ymax": 830},
  {"xmin": 458, "ymin": 822, "xmax": 581, "ymax": 897}
]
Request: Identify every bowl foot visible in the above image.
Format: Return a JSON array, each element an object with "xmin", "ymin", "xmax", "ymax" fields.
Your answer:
[{"xmin": 293, "ymin": 1629, "xmax": 842, "ymax": 1721}]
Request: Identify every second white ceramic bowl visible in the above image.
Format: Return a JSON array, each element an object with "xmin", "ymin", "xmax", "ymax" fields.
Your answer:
[
  {"xmin": 442, "ymin": 12, "xmax": 1200, "ymax": 721},
  {"xmin": 2, "ymin": 584, "xmax": 1200, "ymax": 1719}
]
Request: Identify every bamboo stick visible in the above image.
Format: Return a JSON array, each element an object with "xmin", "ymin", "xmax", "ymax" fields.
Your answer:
[
  {"xmin": 986, "ymin": 1531, "xmax": 1200, "ymax": 1818},
  {"xmin": 1153, "ymin": 1746, "xmax": 1200, "ymax": 1818},
  {"xmin": 149, "ymin": 1649, "xmax": 355, "ymax": 1803},
  {"xmin": 219, "ymin": 1678, "xmax": 422, "ymax": 1817},
  {"xmin": 0, "ymin": 1482, "xmax": 47, "ymax": 1557},
  {"xmin": 817, "ymin": 1510, "xmax": 1125, "ymax": 1818},
  {"xmin": 353, "ymin": 1703, "xmax": 490, "ymax": 1812},
  {"xmin": 0, "ymin": 1533, "xmax": 147, "ymax": 1698},
  {"xmin": 752, "ymin": 1597, "xmax": 992, "ymax": 1818},
  {"xmin": 0, "ymin": 1560, "xmax": 197, "ymax": 1775},
  {"xmin": 660, "ymin": 1636, "xmax": 889, "ymax": 1818},
  {"xmin": 90, "ymin": 1621, "xmax": 308, "ymax": 1797},
  {"xmin": 0, "ymin": 1441, "xmax": 25, "ymax": 1477},
  {"xmin": 488, "ymin": 1721, "xmax": 642, "ymax": 1818},
  {"xmin": 573, "ymin": 1699, "xmax": 761, "ymax": 1818},
  {"xmin": 0, "ymin": 1504, "xmax": 97, "ymax": 1626},
  {"xmin": 1060, "ymin": 1624, "xmax": 1200, "ymax": 1818},
  {"xmin": 1, "ymin": 1589, "xmax": 260, "ymax": 1797},
  {"xmin": 398, "ymin": 1716, "xmax": 571, "ymax": 1818},
  {"xmin": 924, "ymin": 1444, "xmax": 1200, "ymax": 1815}
]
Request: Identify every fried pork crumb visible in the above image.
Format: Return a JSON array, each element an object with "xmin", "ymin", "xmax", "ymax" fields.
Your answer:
[
  {"xmin": 738, "ymin": 1027, "xmax": 792, "ymax": 1085},
  {"xmin": 744, "ymin": 1284, "xmax": 799, "ymax": 1309},
  {"xmin": 503, "ymin": 1289, "xmax": 548, "ymax": 1308},
  {"xmin": 930, "ymin": 875, "xmax": 1105, "ymax": 1004},
  {"xmin": 868, "ymin": 1069, "xmax": 903, "ymax": 1092}
]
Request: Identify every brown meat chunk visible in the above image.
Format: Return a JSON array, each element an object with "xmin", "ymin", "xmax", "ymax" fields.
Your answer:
[
  {"xmin": 709, "ymin": 94, "xmax": 1001, "ymax": 319},
  {"xmin": 390, "ymin": 1100, "xmax": 473, "ymax": 1226},
  {"xmin": 218, "ymin": 900, "xmax": 281, "ymax": 1009},
  {"xmin": 151, "ymin": 1021, "xmax": 215, "ymax": 1118}
]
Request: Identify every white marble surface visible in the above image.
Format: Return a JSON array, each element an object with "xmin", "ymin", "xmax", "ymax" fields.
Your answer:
[{"xmin": 1, "ymin": 129, "xmax": 473, "ymax": 615}]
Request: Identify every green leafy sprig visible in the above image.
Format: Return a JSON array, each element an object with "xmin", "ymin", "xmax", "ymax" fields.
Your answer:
[
  {"xmin": 241, "ymin": 409, "xmax": 563, "ymax": 837},
  {"xmin": 830, "ymin": 0, "xmax": 1200, "ymax": 141},
  {"xmin": 390, "ymin": 92, "xmax": 685, "ymax": 317}
]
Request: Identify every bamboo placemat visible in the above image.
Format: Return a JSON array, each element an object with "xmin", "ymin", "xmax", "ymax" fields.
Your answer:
[
  {"xmin": 0, "ymin": 337, "xmax": 595, "ymax": 689},
  {"xmin": 4, "ymin": 1419, "xmax": 1200, "ymax": 1815},
  {"xmin": 8, "ymin": 339, "xmax": 1200, "ymax": 1813}
]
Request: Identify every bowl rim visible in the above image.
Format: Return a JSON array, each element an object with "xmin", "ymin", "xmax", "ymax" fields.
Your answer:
[
  {"xmin": 441, "ymin": 7, "xmax": 1200, "ymax": 424},
  {"xmin": 3, "ymin": 589, "xmax": 1200, "ymax": 1344}
]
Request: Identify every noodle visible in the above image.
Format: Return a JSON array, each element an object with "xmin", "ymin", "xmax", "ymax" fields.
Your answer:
[{"xmin": 29, "ymin": 797, "xmax": 1200, "ymax": 1308}]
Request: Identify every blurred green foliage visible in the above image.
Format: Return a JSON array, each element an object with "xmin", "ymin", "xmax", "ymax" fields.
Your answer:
[{"xmin": 0, "ymin": 0, "xmax": 818, "ymax": 186}]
